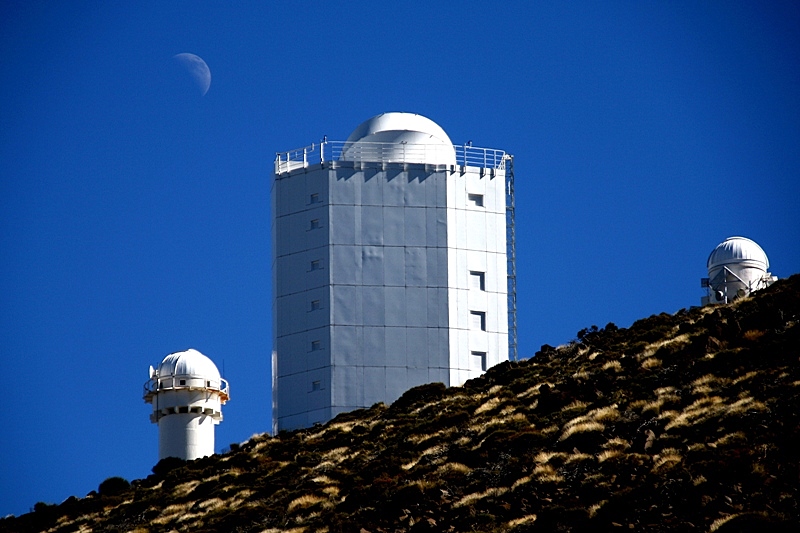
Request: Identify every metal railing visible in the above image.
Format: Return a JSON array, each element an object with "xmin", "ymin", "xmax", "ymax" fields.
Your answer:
[
  {"xmin": 275, "ymin": 140, "xmax": 507, "ymax": 174},
  {"xmin": 143, "ymin": 375, "xmax": 230, "ymax": 401}
]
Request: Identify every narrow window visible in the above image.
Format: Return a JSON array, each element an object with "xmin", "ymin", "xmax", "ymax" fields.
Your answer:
[
  {"xmin": 311, "ymin": 380, "xmax": 322, "ymax": 391},
  {"xmin": 310, "ymin": 218, "xmax": 320, "ymax": 230},
  {"xmin": 309, "ymin": 193, "xmax": 320, "ymax": 204},
  {"xmin": 470, "ymin": 271, "xmax": 485, "ymax": 291},
  {"xmin": 206, "ymin": 380, "xmax": 211, "ymax": 387},
  {"xmin": 310, "ymin": 259, "xmax": 322, "ymax": 271},
  {"xmin": 470, "ymin": 311, "xmax": 486, "ymax": 331},
  {"xmin": 472, "ymin": 351, "xmax": 488, "ymax": 371},
  {"xmin": 311, "ymin": 340, "xmax": 321, "ymax": 351},
  {"xmin": 468, "ymin": 193, "xmax": 484, "ymax": 207},
  {"xmin": 310, "ymin": 299, "xmax": 321, "ymax": 311}
]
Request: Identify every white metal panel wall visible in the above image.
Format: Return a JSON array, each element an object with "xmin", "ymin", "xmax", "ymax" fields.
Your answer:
[
  {"xmin": 272, "ymin": 164, "xmax": 333, "ymax": 432},
  {"xmin": 446, "ymin": 166, "xmax": 508, "ymax": 386},
  {"xmin": 273, "ymin": 161, "xmax": 508, "ymax": 432},
  {"xmin": 273, "ymin": 163, "xmax": 453, "ymax": 432},
  {"xmin": 328, "ymin": 165, "xmax": 452, "ymax": 416}
]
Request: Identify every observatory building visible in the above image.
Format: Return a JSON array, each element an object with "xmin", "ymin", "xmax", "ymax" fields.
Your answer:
[
  {"xmin": 144, "ymin": 349, "xmax": 230, "ymax": 460},
  {"xmin": 271, "ymin": 112, "xmax": 516, "ymax": 432},
  {"xmin": 701, "ymin": 236, "xmax": 777, "ymax": 305}
]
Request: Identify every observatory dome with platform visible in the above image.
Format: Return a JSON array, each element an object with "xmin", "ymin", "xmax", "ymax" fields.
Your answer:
[
  {"xmin": 144, "ymin": 349, "xmax": 229, "ymax": 461},
  {"xmin": 271, "ymin": 112, "xmax": 516, "ymax": 432},
  {"xmin": 701, "ymin": 236, "xmax": 777, "ymax": 305}
]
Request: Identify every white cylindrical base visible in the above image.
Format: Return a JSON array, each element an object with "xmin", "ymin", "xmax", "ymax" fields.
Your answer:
[{"xmin": 158, "ymin": 413, "xmax": 216, "ymax": 461}]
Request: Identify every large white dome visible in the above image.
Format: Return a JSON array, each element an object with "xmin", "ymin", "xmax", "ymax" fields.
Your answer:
[
  {"xmin": 157, "ymin": 348, "xmax": 221, "ymax": 380},
  {"xmin": 707, "ymin": 236, "xmax": 769, "ymax": 272},
  {"xmin": 341, "ymin": 112, "xmax": 456, "ymax": 165}
]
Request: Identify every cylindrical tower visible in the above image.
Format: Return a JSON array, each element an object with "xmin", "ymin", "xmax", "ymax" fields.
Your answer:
[
  {"xmin": 143, "ymin": 349, "xmax": 229, "ymax": 461},
  {"xmin": 701, "ymin": 236, "xmax": 777, "ymax": 305}
]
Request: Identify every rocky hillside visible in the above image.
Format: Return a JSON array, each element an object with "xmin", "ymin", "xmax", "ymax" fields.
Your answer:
[{"xmin": 5, "ymin": 275, "xmax": 800, "ymax": 533}]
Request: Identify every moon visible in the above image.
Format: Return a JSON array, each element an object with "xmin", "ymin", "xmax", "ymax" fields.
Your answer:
[{"xmin": 173, "ymin": 53, "xmax": 211, "ymax": 96}]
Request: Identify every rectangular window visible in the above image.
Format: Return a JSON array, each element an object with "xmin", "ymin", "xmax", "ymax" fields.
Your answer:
[
  {"xmin": 470, "ymin": 271, "xmax": 485, "ymax": 291},
  {"xmin": 311, "ymin": 380, "xmax": 322, "ymax": 391},
  {"xmin": 470, "ymin": 311, "xmax": 486, "ymax": 331},
  {"xmin": 311, "ymin": 340, "xmax": 321, "ymax": 351},
  {"xmin": 310, "ymin": 299, "xmax": 321, "ymax": 311},
  {"xmin": 310, "ymin": 259, "xmax": 322, "ymax": 271},
  {"xmin": 472, "ymin": 351, "xmax": 488, "ymax": 371},
  {"xmin": 310, "ymin": 219, "xmax": 320, "ymax": 230},
  {"xmin": 468, "ymin": 193, "xmax": 484, "ymax": 207},
  {"xmin": 309, "ymin": 193, "xmax": 320, "ymax": 204}
]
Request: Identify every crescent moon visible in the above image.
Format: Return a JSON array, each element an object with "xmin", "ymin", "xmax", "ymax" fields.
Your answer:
[{"xmin": 173, "ymin": 53, "xmax": 211, "ymax": 96}]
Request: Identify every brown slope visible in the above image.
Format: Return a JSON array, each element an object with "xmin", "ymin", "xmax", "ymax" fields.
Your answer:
[{"xmin": 4, "ymin": 274, "xmax": 800, "ymax": 533}]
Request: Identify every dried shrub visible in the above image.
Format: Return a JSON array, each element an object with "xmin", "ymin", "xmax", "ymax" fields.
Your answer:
[{"xmin": 98, "ymin": 476, "xmax": 130, "ymax": 497}]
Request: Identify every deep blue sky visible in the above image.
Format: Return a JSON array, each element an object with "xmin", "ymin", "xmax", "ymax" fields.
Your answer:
[{"xmin": 2, "ymin": 1, "xmax": 799, "ymax": 517}]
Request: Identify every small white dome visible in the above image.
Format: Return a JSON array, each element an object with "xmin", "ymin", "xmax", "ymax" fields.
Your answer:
[
  {"xmin": 342, "ymin": 112, "xmax": 456, "ymax": 165},
  {"xmin": 157, "ymin": 348, "xmax": 221, "ymax": 380},
  {"xmin": 707, "ymin": 236, "xmax": 769, "ymax": 271}
]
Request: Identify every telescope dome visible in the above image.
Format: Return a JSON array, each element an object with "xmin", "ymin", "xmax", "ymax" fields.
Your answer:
[
  {"xmin": 157, "ymin": 348, "xmax": 221, "ymax": 380},
  {"xmin": 342, "ymin": 112, "xmax": 456, "ymax": 165},
  {"xmin": 707, "ymin": 236, "xmax": 769, "ymax": 272}
]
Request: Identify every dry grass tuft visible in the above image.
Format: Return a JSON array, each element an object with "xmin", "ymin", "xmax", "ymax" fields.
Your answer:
[
  {"xmin": 603, "ymin": 438, "xmax": 630, "ymax": 450},
  {"xmin": 561, "ymin": 400, "xmax": 590, "ymax": 413},
  {"xmin": 402, "ymin": 444, "xmax": 446, "ymax": 470},
  {"xmin": 588, "ymin": 500, "xmax": 608, "ymax": 518},
  {"xmin": 732, "ymin": 371, "xmax": 759, "ymax": 385},
  {"xmin": 436, "ymin": 462, "xmax": 472, "ymax": 475},
  {"xmin": 172, "ymin": 479, "xmax": 201, "ymax": 498},
  {"xmin": 533, "ymin": 464, "xmax": 564, "ymax": 483},
  {"xmin": 507, "ymin": 514, "xmax": 538, "ymax": 527},
  {"xmin": 602, "ymin": 360, "xmax": 622, "ymax": 373},
  {"xmin": 287, "ymin": 494, "xmax": 330, "ymax": 513},
  {"xmin": 453, "ymin": 487, "xmax": 509, "ymax": 508},
  {"xmin": 534, "ymin": 451, "xmax": 567, "ymax": 464},
  {"xmin": 474, "ymin": 396, "xmax": 503, "ymax": 415},
  {"xmin": 199, "ymin": 498, "xmax": 225, "ymax": 511},
  {"xmin": 320, "ymin": 447, "xmax": 350, "ymax": 462},
  {"xmin": 572, "ymin": 369, "xmax": 591, "ymax": 380},
  {"xmin": 597, "ymin": 450, "xmax": 622, "ymax": 463},
  {"xmin": 566, "ymin": 452, "xmax": 593, "ymax": 463},
  {"xmin": 711, "ymin": 432, "xmax": 747, "ymax": 447},
  {"xmin": 559, "ymin": 405, "xmax": 620, "ymax": 440},
  {"xmin": 663, "ymin": 396, "xmax": 724, "ymax": 430},
  {"xmin": 652, "ymin": 449, "xmax": 683, "ymax": 472},
  {"xmin": 742, "ymin": 329, "xmax": 765, "ymax": 341},
  {"xmin": 638, "ymin": 332, "xmax": 689, "ymax": 358},
  {"xmin": 709, "ymin": 513, "xmax": 744, "ymax": 532},
  {"xmin": 151, "ymin": 502, "xmax": 192, "ymax": 525},
  {"xmin": 640, "ymin": 357, "xmax": 662, "ymax": 370},
  {"xmin": 511, "ymin": 475, "xmax": 532, "ymax": 490}
]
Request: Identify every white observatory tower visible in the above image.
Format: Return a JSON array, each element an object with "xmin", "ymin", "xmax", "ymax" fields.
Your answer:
[
  {"xmin": 143, "ymin": 349, "xmax": 229, "ymax": 461},
  {"xmin": 701, "ymin": 236, "xmax": 777, "ymax": 305},
  {"xmin": 271, "ymin": 112, "xmax": 516, "ymax": 432}
]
